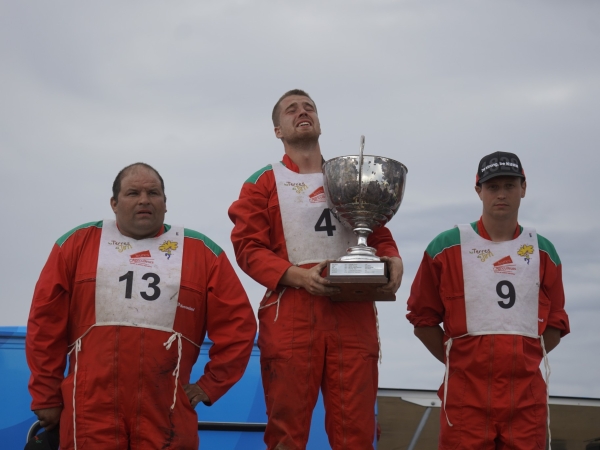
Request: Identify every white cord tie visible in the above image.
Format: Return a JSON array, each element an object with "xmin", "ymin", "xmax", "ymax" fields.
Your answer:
[
  {"xmin": 258, "ymin": 288, "xmax": 287, "ymax": 322},
  {"xmin": 67, "ymin": 338, "xmax": 83, "ymax": 450},
  {"xmin": 540, "ymin": 334, "xmax": 552, "ymax": 450},
  {"xmin": 163, "ymin": 332, "xmax": 183, "ymax": 410},
  {"xmin": 373, "ymin": 302, "xmax": 382, "ymax": 363},
  {"xmin": 443, "ymin": 337, "xmax": 454, "ymax": 427}
]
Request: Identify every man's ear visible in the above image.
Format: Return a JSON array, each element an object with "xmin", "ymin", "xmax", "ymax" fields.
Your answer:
[
  {"xmin": 110, "ymin": 197, "xmax": 117, "ymax": 213},
  {"xmin": 475, "ymin": 185, "xmax": 482, "ymax": 200},
  {"xmin": 521, "ymin": 180, "xmax": 527, "ymax": 198},
  {"xmin": 274, "ymin": 126, "xmax": 282, "ymax": 139}
]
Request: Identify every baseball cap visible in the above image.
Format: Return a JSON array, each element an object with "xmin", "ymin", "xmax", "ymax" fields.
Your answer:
[{"xmin": 476, "ymin": 151, "xmax": 525, "ymax": 185}]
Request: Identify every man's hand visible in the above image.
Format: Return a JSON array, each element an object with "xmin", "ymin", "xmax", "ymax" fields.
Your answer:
[
  {"xmin": 280, "ymin": 261, "xmax": 341, "ymax": 296},
  {"xmin": 378, "ymin": 256, "xmax": 403, "ymax": 294},
  {"xmin": 34, "ymin": 406, "xmax": 62, "ymax": 431},
  {"xmin": 183, "ymin": 383, "xmax": 209, "ymax": 408}
]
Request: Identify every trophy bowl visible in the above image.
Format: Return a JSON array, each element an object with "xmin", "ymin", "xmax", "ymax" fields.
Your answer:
[{"xmin": 323, "ymin": 153, "xmax": 407, "ymax": 261}]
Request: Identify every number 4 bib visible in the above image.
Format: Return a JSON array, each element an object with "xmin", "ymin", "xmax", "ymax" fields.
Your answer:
[
  {"xmin": 95, "ymin": 219, "xmax": 184, "ymax": 333},
  {"xmin": 459, "ymin": 224, "xmax": 540, "ymax": 338},
  {"xmin": 272, "ymin": 161, "xmax": 355, "ymax": 265}
]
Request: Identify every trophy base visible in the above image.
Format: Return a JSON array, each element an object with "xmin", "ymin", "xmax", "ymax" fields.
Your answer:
[{"xmin": 325, "ymin": 261, "xmax": 396, "ymax": 302}]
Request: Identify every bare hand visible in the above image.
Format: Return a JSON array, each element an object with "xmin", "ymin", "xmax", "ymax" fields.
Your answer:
[
  {"xmin": 378, "ymin": 256, "xmax": 403, "ymax": 294},
  {"xmin": 280, "ymin": 261, "xmax": 340, "ymax": 296},
  {"xmin": 34, "ymin": 406, "xmax": 62, "ymax": 431},
  {"xmin": 183, "ymin": 384, "xmax": 209, "ymax": 408}
]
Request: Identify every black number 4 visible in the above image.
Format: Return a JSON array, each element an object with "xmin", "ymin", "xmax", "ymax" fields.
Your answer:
[
  {"xmin": 119, "ymin": 271, "xmax": 161, "ymax": 301},
  {"xmin": 314, "ymin": 209, "xmax": 336, "ymax": 236},
  {"xmin": 496, "ymin": 280, "xmax": 515, "ymax": 309}
]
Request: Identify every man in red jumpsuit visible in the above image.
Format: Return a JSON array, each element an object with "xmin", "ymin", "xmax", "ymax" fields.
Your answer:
[
  {"xmin": 407, "ymin": 151, "xmax": 570, "ymax": 449},
  {"xmin": 228, "ymin": 89, "xmax": 404, "ymax": 450},
  {"xmin": 27, "ymin": 163, "xmax": 257, "ymax": 449}
]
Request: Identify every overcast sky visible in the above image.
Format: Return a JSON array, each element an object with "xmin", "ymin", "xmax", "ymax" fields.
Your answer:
[{"xmin": 1, "ymin": 1, "xmax": 598, "ymax": 398}]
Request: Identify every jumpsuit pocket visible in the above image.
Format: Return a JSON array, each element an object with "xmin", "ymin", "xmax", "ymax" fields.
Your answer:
[
  {"xmin": 437, "ymin": 369, "xmax": 466, "ymax": 450},
  {"xmin": 257, "ymin": 289, "xmax": 294, "ymax": 360}
]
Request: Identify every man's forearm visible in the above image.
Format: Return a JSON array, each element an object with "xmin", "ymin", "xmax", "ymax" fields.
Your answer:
[
  {"xmin": 414, "ymin": 325, "xmax": 446, "ymax": 363},
  {"xmin": 542, "ymin": 326, "xmax": 561, "ymax": 353}
]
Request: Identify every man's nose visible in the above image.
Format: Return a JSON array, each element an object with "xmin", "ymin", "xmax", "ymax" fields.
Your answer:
[{"xmin": 138, "ymin": 192, "xmax": 150, "ymax": 203}]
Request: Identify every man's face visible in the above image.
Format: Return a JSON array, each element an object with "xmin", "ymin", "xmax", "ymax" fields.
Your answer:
[
  {"xmin": 475, "ymin": 176, "xmax": 526, "ymax": 221},
  {"xmin": 274, "ymin": 95, "xmax": 321, "ymax": 144},
  {"xmin": 110, "ymin": 167, "xmax": 167, "ymax": 240}
]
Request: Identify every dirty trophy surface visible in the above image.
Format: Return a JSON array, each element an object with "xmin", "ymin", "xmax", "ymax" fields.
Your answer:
[{"xmin": 322, "ymin": 139, "xmax": 407, "ymax": 301}]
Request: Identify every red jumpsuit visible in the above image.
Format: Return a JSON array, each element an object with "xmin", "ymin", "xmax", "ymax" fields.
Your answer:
[
  {"xmin": 407, "ymin": 219, "xmax": 569, "ymax": 449},
  {"xmin": 26, "ymin": 222, "xmax": 257, "ymax": 450},
  {"xmin": 228, "ymin": 155, "xmax": 401, "ymax": 450}
]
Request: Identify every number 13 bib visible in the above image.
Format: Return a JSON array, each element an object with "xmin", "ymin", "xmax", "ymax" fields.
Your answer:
[
  {"xmin": 273, "ymin": 161, "xmax": 355, "ymax": 266},
  {"xmin": 459, "ymin": 224, "xmax": 540, "ymax": 338},
  {"xmin": 95, "ymin": 219, "xmax": 184, "ymax": 332}
]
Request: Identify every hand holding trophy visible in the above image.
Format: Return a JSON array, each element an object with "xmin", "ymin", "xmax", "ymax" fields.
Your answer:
[{"xmin": 322, "ymin": 136, "xmax": 407, "ymax": 301}]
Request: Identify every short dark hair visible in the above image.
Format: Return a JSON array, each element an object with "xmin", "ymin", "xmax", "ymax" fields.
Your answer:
[
  {"xmin": 112, "ymin": 163, "xmax": 165, "ymax": 201},
  {"xmin": 272, "ymin": 89, "xmax": 317, "ymax": 126}
]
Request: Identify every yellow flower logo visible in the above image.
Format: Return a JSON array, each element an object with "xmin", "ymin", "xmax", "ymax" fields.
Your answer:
[
  {"xmin": 517, "ymin": 244, "xmax": 534, "ymax": 265},
  {"xmin": 159, "ymin": 240, "xmax": 178, "ymax": 259}
]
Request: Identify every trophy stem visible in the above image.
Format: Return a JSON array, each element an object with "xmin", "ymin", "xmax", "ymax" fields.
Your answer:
[{"xmin": 338, "ymin": 226, "xmax": 379, "ymax": 261}]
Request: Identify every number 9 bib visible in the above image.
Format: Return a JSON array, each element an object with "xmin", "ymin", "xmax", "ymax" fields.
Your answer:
[{"xmin": 458, "ymin": 224, "xmax": 540, "ymax": 338}]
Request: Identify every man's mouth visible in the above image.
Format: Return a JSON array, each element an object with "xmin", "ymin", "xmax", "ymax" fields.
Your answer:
[{"xmin": 297, "ymin": 121, "xmax": 311, "ymax": 128}]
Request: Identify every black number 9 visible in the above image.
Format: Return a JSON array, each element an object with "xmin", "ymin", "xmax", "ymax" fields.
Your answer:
[{"xmin": 496, "ymin": 280, "xmax": 515, "ymax": 309}]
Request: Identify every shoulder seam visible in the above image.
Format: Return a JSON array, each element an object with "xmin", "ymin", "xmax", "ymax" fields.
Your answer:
[
  {"xmin": 245, "ymin": 164, "xmax": 273, "ymax": 184},
  {"xmin": 431, "ymin": 243, "xmax": 461, "ymax": 260},
  {"xmin": 184, "ymin": 229, "xmax": 223, "ymax": 257},
  {"xmin": 56, "ymin": 221, "xmax": 103, "ymax": 247}
]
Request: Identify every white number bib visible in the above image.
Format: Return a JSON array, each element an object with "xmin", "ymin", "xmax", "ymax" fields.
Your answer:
[
  {"xmin": 272, "ymin": 161, "xmax": 356, "ymax": 265},
  {"xmin": 459, "ymin": 224, "xmax": 540, "ymax": 338},
  {"xmin": 95, "ymin": 219, "xmax": 185, "ymax": 333}
]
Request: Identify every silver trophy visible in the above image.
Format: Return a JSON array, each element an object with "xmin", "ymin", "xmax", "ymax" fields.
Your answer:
[{"xmin": 322, "ymin": 136, "xmax": 407, "ymax": 301}]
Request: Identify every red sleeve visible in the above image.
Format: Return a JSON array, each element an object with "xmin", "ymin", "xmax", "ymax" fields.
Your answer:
[
  {"xmin": 406, "ymin": 251, "xmax": 445, "ymax": 328},
  {"xmin": 368, "ymin": 226, "xmax": 400, "ymax": 258},
  {"xmin": 26, "ymin": 243, "xmax": 71, "ymax": 411},
  {"xmin": 196, "ymin": 251, "xmax": 257, "ymax": 404},
  {"xmin": 540, "ymin": 253, "xmax": 570, "ymax": 337},
  {"xmin": 228, "ymin": 171, "xmax": 293, "ymax": 292}
]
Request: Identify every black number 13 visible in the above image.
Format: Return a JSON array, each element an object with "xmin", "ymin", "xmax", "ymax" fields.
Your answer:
[{"xmin": 119, "ymin": 271, "xmax": 161, "ymax": 301}]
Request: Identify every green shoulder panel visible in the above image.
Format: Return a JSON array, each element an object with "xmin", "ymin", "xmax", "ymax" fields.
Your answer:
[
  {"xmin": 537, "ymin": 233, "xmax": 561, "ymax": 266},
  {"xmin": 184, "ymin": 228, "xmax": 223, "ymax": 257},
  {"xmin": 425, "ymin": 227, "xmax": 461, "ymax": 259},
  {"xmin": 245, "ymin": 164, "xmax": 273, "ymax": 184},
  {"xmin": 56, "ymin": 220, "xmax": 103, "ymax": 247}
]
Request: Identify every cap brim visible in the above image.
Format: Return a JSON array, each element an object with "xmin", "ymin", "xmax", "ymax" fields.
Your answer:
[{"xmin": 478, "ymin": 172, "xmax": 525, "ymax": 185}]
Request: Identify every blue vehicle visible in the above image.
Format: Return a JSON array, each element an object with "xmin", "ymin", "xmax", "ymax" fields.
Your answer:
[{"xmin": 1, "ymin": 327, "xmax": 376, "ymax": 449}]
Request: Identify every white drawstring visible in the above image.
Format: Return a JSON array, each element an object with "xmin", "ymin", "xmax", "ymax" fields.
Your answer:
[
  {"xmin": 373, "ymin": 302, "xmax": 382, "ymax": 364},
  {"xmin": 443, "ymin": 337, "xmax": 454, "ymax": 427},
  {"xmin": 163, "ymin": 332, "xmax": 183, "ymax": 410},
  {"xmin": 67, "ymin": 338, "xmax": 83, "ymax": 450},
  {"xmin": 540, "ymin": 335, "xmax": 552, "ymax": 450},
  {"xmin": 258, "ymin": 288, "xmax": 287, "ymax": 322}
]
